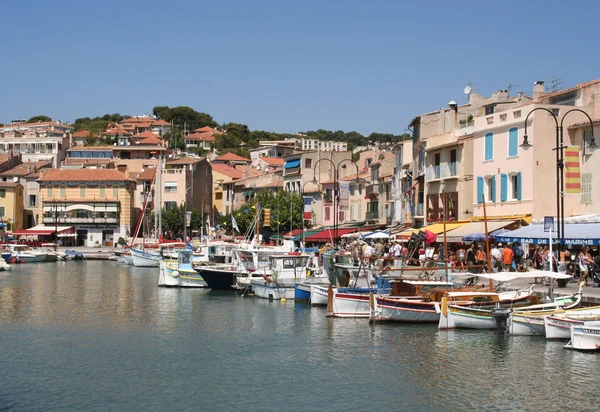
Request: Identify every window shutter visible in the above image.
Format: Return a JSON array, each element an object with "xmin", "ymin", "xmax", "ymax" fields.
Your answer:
[
  {"xmin": 485, "ymin": 133, "xmax": 494, "ymax": 161},
  {"xmin": 516, "ymin": 172, "xmax": 522, "ymax": 200},
  {"xmin": 477, "ymin": 176, "xmax": 484, "ymax": 203},
  {"xmin": 508, "ymin": 128, "xmax": 518, "ymax": 157},
  {"xmin": 500, "ymin": 174, "xmax": 508, "ymax": 202},
  {"xmin": 491, "ymin": 175, "xmax": 496, "ymax": 202}
]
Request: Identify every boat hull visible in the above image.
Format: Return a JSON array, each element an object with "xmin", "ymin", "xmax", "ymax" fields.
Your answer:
[
  {"xmin": 195, "ymin": 267, "xmax": 237, "ymax": 289},
  {"xmin": 509, "ymin": 314, "xmax": 546, "ymax": 336},
  {"xmin": 131, "ymin": 248, "xmax": 160, "ymax": 267},
  {"xmin": 444, "ymin": 306, "xmax": 498, "ymax": 330},
  {"xmin": 252, "ymin": 281, "xmax": 295, "ymax": 300},
  {"xmin": 294, "ymin": 283, "xmax": 312, "ymax": 301},
  {"xmin": 310, "ymin": 285, "xmax": 329, "ymax": 306},
  {"xmin": 566, "ymin": 326, "xmax": 600, "ymax": 351},
  {"xmin": 332, "ymin": 292, "xmax": 371, "ymax": 318},
  {"xmin": 18, "ymin": 253, "xmax": 47, "ymax": 263},
  {"xmin": 372, "ymin": 298, "xmax": 440, "ymax": 322}
]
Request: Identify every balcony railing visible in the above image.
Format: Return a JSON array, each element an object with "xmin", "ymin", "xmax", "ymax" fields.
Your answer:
[
  {"xmin": 365, "ymin": 184, "xmax": 378, "ymax": 195},
  {"xmin": 426, "ymin": 162, "xmax": 458, "ymax": 181},
  {"xmin": 43, "ymin": 216, "xmax": 119, "ymax": 225},
  {"xmin": 414, "ymin": 203, "xmax": 424, "ymax": 217},
  {"xmin": 366, "ymin": 210, "xmax": 379, "ymax": 220}
]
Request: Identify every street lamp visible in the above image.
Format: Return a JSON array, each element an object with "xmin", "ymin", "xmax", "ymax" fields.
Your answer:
[
  {"xmin": 312, "ymin": 158, "xmax": 359, "ymax": 246},
  {"xmin": 521, "ymin": 107, "xmax": 595, "ymax": 259}
]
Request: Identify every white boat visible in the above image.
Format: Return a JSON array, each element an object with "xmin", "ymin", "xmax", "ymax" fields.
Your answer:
[
  {"xmin": 7, "ymin": 245, "xmax": 48, "ymax": 263},
  {"xmin": 310, "ymin": 285, "xmax": 330, "ymax": 306},
  {"xmin": 564, "ymin": 325, "xmax": 600, "ymax": 351},
  {"xmin": 131, "ymin": 247, "xmax": 161, "ymax": 267},
  {"xmin": 544, "ymin": 308, "xmax": 600, "ymax": 340},
  {"xmin": 158, "ymin": 250, "xmax": 207, "ymax": 288},
  {"xmin": 249, "ymin": 254, "xmax": 309, "ymax": 300}
]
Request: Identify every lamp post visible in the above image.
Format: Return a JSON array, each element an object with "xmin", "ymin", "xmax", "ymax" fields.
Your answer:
[
  {"xmin": 521, "ymin": 107, "xmax": 595, "ymax": 261},
  {"xmin": 312, "ymin": 158, "xmax": 359, "ymax": 246}
]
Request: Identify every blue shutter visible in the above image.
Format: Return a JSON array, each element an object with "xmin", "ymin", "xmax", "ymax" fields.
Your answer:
[
  {"xmin": 516, "ymin": 172, "xmax": 522, "ymax": 200},
  {"xmin": 500, "ymin": 174, "xmax": 508, "ymax": 202},
  {"xmin": 477, "ymin": 176, "xmax": 484, "ymax": 203},
  {"xmin": 485, "ymin": 133, "xmax": 494, "ymax": 161},
  {"xmin": 508, "ymin": 128, "xmax": 518, "ymax": 157},
  {"xmin": 491, "ymin": 175, "xmax": 496, "ymax": 202}
]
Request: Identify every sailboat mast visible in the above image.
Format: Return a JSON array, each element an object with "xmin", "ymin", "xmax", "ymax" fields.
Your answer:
[{"xmin": 482, "ymin": 194, "xmax": 492, "ymax": 291}]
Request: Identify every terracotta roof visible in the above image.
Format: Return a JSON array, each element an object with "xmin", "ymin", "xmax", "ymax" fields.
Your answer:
[
  {"xmin": 211, "ymin": 163, "xmax": 244, "ymax": 179},
  {"xmin": 0, "ymin": 160, "xmax": 52, "ymax": 177},
  {"xmin": 167, "ymin": 156, "xmax": 202, "ymax": 165},
  {"xmin": 235, "ymin": 165, "xmax": 264, "ymax": 178},
  {"xmin": 193, "ymin": 126, "xmax": 222, "ymax": 134},
  {"xmin": 137, "ymin": 136, "xmax": 163, "ymax": 146},
  {"xmin": 216, "ymin": 152, "xmax": 250, "ymax": 162},
  {"xmin": 121, "ymin": 117, "xmax": 154, "ymax": 124},
  {"xmin": 0, "ymin": 181, "xmax": 19, "ymax": 188},
  {"xmin": 184, "ymin": 132, "xmax": 215, "ymax": 141},
  {"xmin": 151, "ymin": 119, "xmax": 171, "ymax": 126},
  {"xmin": 259, "ymin": 157, "xmax": 284, "ymax": 166},
  {"xmin": 67, "ymin": 145, "xmax": 114, "ymax": 152},
  {"xmin": 0, "ymin": 154, "xmax": 11, "ymax": 163},
  {"xmin": 132, "ymin": 131, "xmax": 160, "ymax": 139},
  {"xmin": 37, "ymin": 169, "xmax": 133, "ymax": 183},
  {"xmin": 129, "ymin": 167, "xmax": 156, "ymax": 181},
  {"xmin": 134, "ymin": 122, "xmax": 152, "ymax": 128},
  {"xmin": 537, "ymin": 78, "xmax": 600, "ymax": 101},
  {"xmin": 72, "ymin": 130, "xmax": 95, "ymax": 138},
  {"xmin": 104, "ymin": 128, "xmax": 130, "ymax": 136},
  {"xmin": 568, "ymin": 117, "xmax": 600, "ymax": 129}
]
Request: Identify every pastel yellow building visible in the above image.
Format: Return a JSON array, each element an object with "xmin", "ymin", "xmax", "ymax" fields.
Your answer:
[
  {"xmin": 0, "ymin": 181, "xmax": 24, "ymax": 232},
  {"xmin": 37, "ymin": 169, "xmax": 135, "ymax": 246}
]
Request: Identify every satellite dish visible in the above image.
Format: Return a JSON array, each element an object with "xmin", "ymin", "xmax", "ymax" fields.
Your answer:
[
  {"xmin": 464, "ymin": 84, "xmax": 472, "ymax": 95},
  {"xmin": 13, "ymin": 176, "xmax": 19, "ymax": 183}
]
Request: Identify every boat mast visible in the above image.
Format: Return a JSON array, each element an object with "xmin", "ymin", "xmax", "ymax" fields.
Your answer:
[
  {"xmin": 482, "ymin": 194, "xmax": 492, "ymax": 291},
  {"xmin": 130, "ymin": 166, "xmax": 158, "ymax": 247},
  {"xmin": 442, "ymin": 192, "xmax": 448, "ymax": 282}
]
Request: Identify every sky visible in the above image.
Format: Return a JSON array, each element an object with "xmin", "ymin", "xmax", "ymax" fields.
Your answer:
[{"xmin": 1, "ymin": 0, "xmax": 598, "ymax": 135}]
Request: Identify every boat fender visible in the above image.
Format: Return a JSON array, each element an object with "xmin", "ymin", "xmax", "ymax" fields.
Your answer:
[
  {"xmin": 172, "ymin": 270, "xmax": 180, "ymax": 278},
  {"xmin": 196, "ymin": 248, "xmax": 202, "ymax": 253},
  {"xmin": 434, "ymin": 302, "xmax": 441, "ymax": 314}
]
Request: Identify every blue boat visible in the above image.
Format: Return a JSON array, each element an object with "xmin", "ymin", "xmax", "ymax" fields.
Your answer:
[
  {"xmin": 64, "ymin": 250, "xmax": 85, "ymax": 260},
  {"xmin": 2, "ymin": 252, "xmax": 12, "ymax": 263}
]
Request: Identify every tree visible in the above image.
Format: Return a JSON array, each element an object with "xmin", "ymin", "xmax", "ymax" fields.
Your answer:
[
  {"xmin": 151, "ymin": 106, "xmax": 217, "ymax": 131},
  {"xmin": 27, "ymin": 115, "xmax": 52, "ymax": 123}
]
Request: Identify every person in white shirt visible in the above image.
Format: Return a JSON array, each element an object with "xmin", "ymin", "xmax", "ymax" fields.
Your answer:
[{"xmin": 491, "ymin": 243, "xmax": 502, "ymax": 272}]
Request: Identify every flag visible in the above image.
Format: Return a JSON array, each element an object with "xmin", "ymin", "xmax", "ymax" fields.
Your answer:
[
  {"xmin": 263, "ymin": 209, "xmax": 271, "ymax": 226},
  {"xmin": 303, "ymin": 197, "xmax": 312, "ymax": 220},
  {"xmin": 565, "ymin": 146, "xmax": 581, "ymax": 194},
  {"xmin": 231, "ymin": 216, "xmax": 240, "ymax": 232}
]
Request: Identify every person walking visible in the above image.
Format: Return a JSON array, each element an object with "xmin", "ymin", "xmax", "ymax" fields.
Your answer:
[
  {"xmin": 491, "ymin": 243, "xmax": 502, "ymax": 272},
  {"xmin": 512, "ymin": 241, "xmax": 525, "ymax": 272},
  {"xmin": 579, "ymin": 247, "xmax": 592, "ymax": 286},
  {"xmin": 466, "ymin": 244, "xmax": 476, "ymax": 269},
  {"xmin": 501, "ymin": 243, "xmax": 514, "ymax": 272}
]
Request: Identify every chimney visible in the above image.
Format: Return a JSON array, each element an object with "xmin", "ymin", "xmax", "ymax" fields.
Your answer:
[
  {"xmin": 448, "ymin": 101, "xmax": 458, "ymax": 129},
  {"xmin": 533, "ymin": 81, "xmax": 545, "ymax": 100}
]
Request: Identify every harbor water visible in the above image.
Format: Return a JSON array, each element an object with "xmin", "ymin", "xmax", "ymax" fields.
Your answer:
[{"xmin": 1, "ymin": 261, "xmax": 600, "ymax": 411}]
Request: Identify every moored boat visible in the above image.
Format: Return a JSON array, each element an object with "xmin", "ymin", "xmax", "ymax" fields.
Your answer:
[
  {"xmin": 158, "ymin": 249, "xmax": 207, "ymax": 288},
  {"xmin": 131, "ymin": 247, "xmax": 161, "ymax": 267},
  {"xmin": 195, "ymin": 265, "xmax": 239, "ymax": 289},
  {"xmin": 544, "ymin": 309, "xmax": 600, "ymax": 340},
  {"xmin": 564, "ymin": 325, "xmax": 600, "ymax": 351}
]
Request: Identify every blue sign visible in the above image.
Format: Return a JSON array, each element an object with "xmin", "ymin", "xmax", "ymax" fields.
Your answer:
[{"xmin": 544, "ymin": 216, "xmax": 554, "ymax": 232}]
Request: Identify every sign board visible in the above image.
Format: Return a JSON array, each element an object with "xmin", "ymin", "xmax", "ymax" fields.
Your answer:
[
  {"xmin": 338, "ymin": 181, "xmax": 350, "ymax": 211},
  {"xmin": 544, "ymin": 216, "xmax": 554, "ymax": 232},
  {"xmin": 185, "ymin": 211, "xmax": 192, "ymax": 227}
]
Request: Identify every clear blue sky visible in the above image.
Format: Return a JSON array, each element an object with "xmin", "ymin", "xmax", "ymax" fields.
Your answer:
[{"xmin": 1, "ymin": 0, "xmax": 598, "ymax": 135}]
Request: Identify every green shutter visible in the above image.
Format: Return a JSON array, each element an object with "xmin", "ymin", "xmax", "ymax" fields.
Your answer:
[{"xmin": 500, "ymin": 174, "xmax": 508, "ymax": 202}]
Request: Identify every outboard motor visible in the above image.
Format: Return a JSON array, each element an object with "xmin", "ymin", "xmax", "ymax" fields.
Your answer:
[{"xmin": 491, "ymin": 307, "xmax": 510, "ymax": 334}]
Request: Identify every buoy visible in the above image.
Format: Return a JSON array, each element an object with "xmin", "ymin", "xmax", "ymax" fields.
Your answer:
[{"xmin": 280, "ymin": 298, "xmax": 287, "ymax": 303}]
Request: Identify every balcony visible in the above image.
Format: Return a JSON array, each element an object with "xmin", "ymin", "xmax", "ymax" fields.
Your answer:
[
  {"xmin": 365, "ymin": 184, "xmax": 379, "ymax": 195},
  {"xmin": 366, "ymin": 210, "xmax": 379, "ymax": 220},
  {"xmin": 426, "ymin": 162, "xmax": 458, "ymax": 181},
  {"xmin": 414, "ymin": 203, "xmax": 424, "ymax": 217},
  {"xmin": 43, "ymin": 216, "xmax": 119, "ymax": 225}
]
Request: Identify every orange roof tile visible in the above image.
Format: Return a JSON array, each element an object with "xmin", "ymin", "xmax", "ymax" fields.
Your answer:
[
  {"xmin": 211, "ymin": 163, "xmax": 244, "ymax": 179},
  {"xmin": 216, "ymin": 152, "xmax": 251, "ymax": 162},
  {"xmin": 151, "ymin": 119, "xmax": 171, "ymax": 126},
  {"xmin": 537, "ymin": 78, "xmax": 600, "ymax": 101},
  {"xmin": 184, "ymin": 132, "xmax": 215, "ymax": 141},
  {"xmin": 37, "ymin": 169, "xmax": 133, "ymax": 182},
  {"xmin": 72, "ymin": 130, "xmax": 95, "ymax": 138},
  {"xmin": 129, "ymin": 167, "xmax": 156, "ymax": 181},
  {"xmin": 132, "ymin": 131, "xmax": 161, "ymax": 139},
  {"xmin": 137, "ymin": 136, "xmax": 163, "ymax": 146},
  {"xmin": 0, "ymin": 160, "xmax": 52, "ymax": 177},
  {"xmin": 193, "ymin": 126, "xmax": 223, "ymax": 134},
  {"xmin": 259, "ymin": 157, "xmax": 284, "ymax": 166}
]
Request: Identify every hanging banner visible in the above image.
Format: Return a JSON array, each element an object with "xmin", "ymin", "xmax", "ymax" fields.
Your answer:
[
  {"xmin": 564, "ymin": 146, "xmax": 581, "ymax": 194},
  {"xmin": 338, "ymin": 181, "xmax": 350, "ymax": 211},
  {"xmin": 263, "ymin": 208, "xmax": 271, "ymax": 226},
  {"xmin": 303, "ymin": 197, "xmax": 312, "ymax": 220},
  {"xmin": 185, "ymin": 211, "xmax": 192, "ymax": 227}
]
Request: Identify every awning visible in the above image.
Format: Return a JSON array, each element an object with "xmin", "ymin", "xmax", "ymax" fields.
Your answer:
[
  {"xmin": 294, "ymin": 229, "xmax": 322, "ymax": 241},
  {"xmin": 242, "ymin": 190, "xmax": 253, "ymax": 196},
  {"xmin": 436, "ymin": 220, "xmax": 518, "ymax": 242},
  {"xmin": 396, "ymin": 222, "xmax": 467, "ymax": 240},
  {"xmin": 304, "ymin": 228, "xmax": 360, "ymax": 242},
  {"xmin": 284, "ymin": 159, "xmax": 300, "ymax": 169},
  {"xmin": 13, "ymin": 225, "xmax": 75, "ymax": 237},
  {"xmin": 496, "ymin": 223, "xmax": 600, "ymax": 246}
]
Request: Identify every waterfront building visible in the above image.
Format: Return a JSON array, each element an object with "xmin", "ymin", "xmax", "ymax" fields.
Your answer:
[
  {"xmin": 211, "ymin": 163, "xmax": 244, "ymax": 218},
  {"xmin": 472, "ymin": 79, "xmax": 600, "ymax": 221},
  {"xmin": 37, "ymin": 169, "xmax": 135, "ymax": 246},
  {"xmin": 232, "ymin": 173, "xmax": 283, "ymax": 210},
  {"xmin": 408, "ymin": 89, "xmax": 531, "ymax": 227},
  {"xmin": 391, "ymin": 139, "xmax": 413, "ymax": 226},
  {"xmin": 163, "ymin": 157, "xmax": 212, "ymax": 218},
  {"xmin": 0, "ymin": 181, "xmax": 24, "ymax": 232},
  {"xmin": 365, "ymin": 154, "xmax": 395, "ymax": 225},
  {"xmin": 0, "ymin": 160, "xmax": 53, "ymax": 228}
]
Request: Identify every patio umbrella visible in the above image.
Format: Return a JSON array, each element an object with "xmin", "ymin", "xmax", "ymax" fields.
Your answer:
[
  {"xmin": 365, "ymin": 231, "xmax": 389, "ymax": 239},
  {"xmin": 462, "ymin": 232, "xmax": 487, "ymax": 242},
  {"xmin": 489, "ymin": 228, "xmax": 509, "ymax": 239}
]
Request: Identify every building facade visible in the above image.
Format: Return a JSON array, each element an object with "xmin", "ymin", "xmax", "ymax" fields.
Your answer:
[{"xmin": 0, "ymin": 181, "xmax": 24, "ymax": 232}]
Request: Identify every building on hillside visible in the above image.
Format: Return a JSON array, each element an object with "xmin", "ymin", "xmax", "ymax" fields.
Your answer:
[
  {"xmin": 409, "ymin": 88, "xmax": 531, "ymax": 227},
  {"xmin": 252, "ymin": 156, "xmax": 284, "ymax": 173},
  {"xmin": 391, "ymin": 139, "xmax": 413, "ymax": 226},
  {"xmin": 211, "ymin": 163, "xmax": 244, "ymax": 219},
  {"xmin": 0, "ymin": 120, "xmax": 74, "ymax": 135},
  {"xmin": 0, "ymin": 129, "xmax": 70, "ymax": 167},
  {"xmin": 37, "ymin": 169, "xmax": 135, "ymax": 246},
  {"xmin": 471, "ymin": 79, "xmax": 600, "ymax": 222},
  {"xmin": 213, "ymin": 152, "xmax": 251, "ymax": 166},
  {"xmin": 183, "ymin": 127, "xmax": 222, "ymax": 151},
  {"xmin": 0, "ymin": 181, "xmax": 24, "ymax": 232},
  {"xmin": 163, "ymin": 157, "xmax": 212, "ymax": 219},
  {"xmin": 232, "ymin": 174, "xmax": 283, "ymax": 210},
  {"xmin": 71, "ymin": 130, "xmax": 97, "ymax": 146},
  {"xmin": 0, "ymin": 153, "xmax": 22, "ymax": 174},
  {"xmin": 0, "ymin": 160, "xmax": 53, "ymax": 228},
  {"xmin": 250, "ymin": 144, "xmax": 295, "ymax": 161}
]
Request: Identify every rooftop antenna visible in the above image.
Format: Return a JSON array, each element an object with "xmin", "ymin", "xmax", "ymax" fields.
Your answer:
[
  {"xmin": 550, "ymin": 75, "xmax": 563, "ymax": 92},
  {"xmin": 507, "ymin": 83, "xmax": 522, "ymax": 96}
]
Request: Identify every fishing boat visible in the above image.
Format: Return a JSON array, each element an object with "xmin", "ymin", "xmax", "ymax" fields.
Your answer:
[
  {"xmin": 158, "ymin": 249, "xmax": 207, "ymax": 288},
  {"xmin": 131, "ymin": 247, "xmax": 161, "ymax": 267},
  {"xmin": 64, "ymin": 249, "xmax": 85, "ymax": 260},
  {"xmin": 564, "ymin": 325, "xmax": 600, "ymax": 351},
  {"xmin": 6, "ymin": 244, "xmax": 48, "ymax": 263},
  {"xmin": 250, "ymin": 254, "xmax": 310, "ymax": 300},
  {"xmin": 2, "ymin": 251, "xmax": 13, "ymax": 263},
  {"xmin": 195, "ymin": 264, "xmax": 239, "ymax": 289},
  {"xmin": 544, "ymin": 308, "xmax": 600, "ymax": 340},
  {"xmin": 294, "ymin": 269, "xmax": 329, "ymax": 302}
]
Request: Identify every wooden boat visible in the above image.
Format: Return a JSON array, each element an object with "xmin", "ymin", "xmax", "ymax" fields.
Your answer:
[
  {"xmin": 158, "ymin": 249, "xmax": 207, "ymax": 288},
  {"xmin": 564, "ymin": 325, "xmax": 600, "ymax": 351},
  {"xmin": 544, "ymin": 308, "xmax": 600, "ymax": 340},
  {"xmin": 131, "ymin": 247, "xmax": 161, "ymax": 267},
  {"xmin": 250, "ymin": 254, "xmax": 310, "ymax": 300}
]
